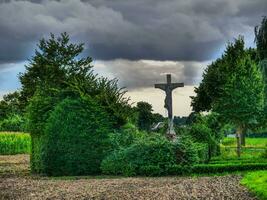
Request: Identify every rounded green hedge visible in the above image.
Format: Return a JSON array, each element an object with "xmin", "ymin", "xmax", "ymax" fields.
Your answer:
[
  {"xmin": 101, "ymin": 135, "xmax": 199, "ymax": 176},
  {"xmin": 42, "ymin": 97, "xmax": 114, "ymax": 176}
]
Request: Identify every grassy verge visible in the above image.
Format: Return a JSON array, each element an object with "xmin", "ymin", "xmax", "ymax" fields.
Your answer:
[
  {"xmin": 0, "ymin": 132, "xmax": 31, "ymax": 155},
  {"xmin": 222, "ymin": 137, "xmax": 267, "ymax": 147},
  {"xmin": 241, "ymin": 170, "xmax": 267, "ymax": 200}
]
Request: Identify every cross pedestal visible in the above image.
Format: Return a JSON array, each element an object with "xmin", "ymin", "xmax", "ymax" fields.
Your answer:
[{"xmin": 155, "ymin": 74, "xmax": 184, "ymax": 139}]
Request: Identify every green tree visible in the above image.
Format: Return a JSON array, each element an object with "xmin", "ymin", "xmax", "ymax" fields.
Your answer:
[
  {"xmin": 255, "ymin": 16, "xmax": 267, "ymax": 125},
  {"xmin": 136, "ymin": 101, "xmax": 153, "ymax": 131},
  {"xmin": 255, "ymin": 16, "xmax": 267, "ymax": 60},
  {"xmin": 213, "ymin": 40, "xmax": 264, "ymax": 157},
  {"xmin": 0, "ymin": 91, "xmax": 23, "ymax": 120},
  {"xmin": 19, "ymin": 32, "xmax": 93, "ymax": 107}
]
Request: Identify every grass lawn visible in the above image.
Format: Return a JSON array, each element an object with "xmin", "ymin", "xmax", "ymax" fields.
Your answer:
[
  {"xmin": 241, "ymin": 170, "xmax": 267, "ymax": 200},
  {"xmin": 222, "ymin": 137, "xmax": 267, "ymax": 147},
  {"xmin": 211, "ymin": 137, "xmax": 267, "ymax": 161}
]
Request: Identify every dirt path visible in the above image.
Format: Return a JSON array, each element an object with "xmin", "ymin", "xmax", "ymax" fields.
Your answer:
[{"xmin": 0, "ymin": 155, "xmax": 257, "ymax": 200}]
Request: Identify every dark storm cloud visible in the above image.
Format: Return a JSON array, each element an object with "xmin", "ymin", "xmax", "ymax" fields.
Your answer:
[
  {"xmin": 0, "ymin": 0, "xmax": 266, "ymax": 64},
  {"xmin": 94, "ymin": 59, "xmax": 207, "ymax": 89}
]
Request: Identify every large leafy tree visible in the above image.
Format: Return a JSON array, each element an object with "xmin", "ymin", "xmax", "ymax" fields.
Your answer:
[
  {"xmin": 22, "ymin": 33, "xmax": 130, "ymax": 130},
  {"xmin": 255, "ymin": 17, "xmax": 267, "ymax": 125},
  {"xmin": 213, "ymin": 40, "xmax": 264, "ymax": 157},
  {"xmin": 0, "ymin": 91, "xmax": 23, "ymax": 120},
  {"xmin": 255, "ymin": 16, "xmax": 267, "ymax": 60},
  {"xmin": 19, "ymin": 32, "xmax": 93, "ymax": 107}
]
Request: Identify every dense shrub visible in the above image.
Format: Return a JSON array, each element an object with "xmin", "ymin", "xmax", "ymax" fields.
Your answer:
[
  {"xmin": 188, "ymin": 123, "xmax": 219, "ymax": 159},
  {"xmin": 101, "ymin": 135, "xmax": 200, "ymax": 176},
  {"xmin": 101, "ymin": 136, "xmax": 176, "ymax": 176},
  {"xmin": 172, "ymin": 136, "xmax": 200, "ymax": 165},
  {"xmin": 0, "ymin": 132, "xmax": 31, "ymax": 155},
  {"xmin": 35, "ymin": 97, "xmax": 114, "ymax": 176},
  {"xmin": 108, "ymin": 123, "xmax": 147, "ymax": 149},
  {"xmin": 0, "ymin": 114, "xmax": 25, "ymax": 132}
]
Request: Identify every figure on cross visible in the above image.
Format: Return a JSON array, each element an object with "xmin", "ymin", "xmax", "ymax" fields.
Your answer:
[{"xmin": 155, "ymin": 74, "xmax": 184, "ymax": 139}]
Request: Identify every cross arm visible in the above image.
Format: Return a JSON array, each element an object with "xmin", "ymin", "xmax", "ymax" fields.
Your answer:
[
  {"xmin": 170, "ymin": 83, "xmax": 184, "ymax": 90},
  {"xmin": 154, "ymin": 83, "xmax": 166, "ymax": 91}
]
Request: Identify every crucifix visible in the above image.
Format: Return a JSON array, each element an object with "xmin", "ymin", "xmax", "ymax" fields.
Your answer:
[{"xmin": 155, "ymin": 74, "xmax": 184, "ymax": 139}]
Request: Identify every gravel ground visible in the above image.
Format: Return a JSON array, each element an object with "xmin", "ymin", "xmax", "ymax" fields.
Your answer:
[{"xmin": 0, "ymin": 155, "xmax": 257, "ymax": 200}]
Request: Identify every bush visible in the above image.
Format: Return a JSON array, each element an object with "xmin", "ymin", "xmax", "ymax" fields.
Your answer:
[
  {"xmin": 101, "ymin": 136, "xmax": 176, "ymax": 176},
  {"xmin": 0, "ymin": 132, "xmax": 31, "ymax": 155},
  {"xmin": 173, "ymin": 136, "xmax": 200, "ymax": 165},
  {"xmin": 101, "ymin": 135, "xmax": 200, "ymax": 176},
  {"xmin": 0, "ymin": 115, "xmax": 25, "ymax": 132},
  {"xmin": 108, "ymin": 123, "xmax": 147, "ymax": 149},
  {"xmin": 188, "ymin": 123, "xmax": 219, "ymax": 159},
  {"xmin": 34, "ymin": 97, "xmax": 114, "ymax": 176},
  {"xmin": 192, "ymin": 163, "xmax": 267, "ymax": 174}
]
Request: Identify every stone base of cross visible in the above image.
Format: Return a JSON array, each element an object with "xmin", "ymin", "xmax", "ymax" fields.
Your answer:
[{"xmin": 155, "ymin": 74, "xmax": 184, "ymax": 140}]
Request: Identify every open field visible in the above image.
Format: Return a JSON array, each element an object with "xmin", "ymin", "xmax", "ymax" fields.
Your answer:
[
  {"xmin": 0, "ymin": 132, "xmax": 31, "ymax": 155},
  {"xmin": 0, "ymin": 154, "xmax": 257, "ymax": 200}
]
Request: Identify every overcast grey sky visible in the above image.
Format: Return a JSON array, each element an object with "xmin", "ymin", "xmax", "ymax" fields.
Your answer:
[{"xmin": 0, "ymin": 0, "xmax": 266, "ymax": 116}]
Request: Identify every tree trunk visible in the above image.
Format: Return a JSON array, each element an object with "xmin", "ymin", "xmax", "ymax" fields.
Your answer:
[
  {"xmin": 236, "ymin": 126, "xmax": 243, "ymax": 158},
  {"xmin": 241, "ymin": 128, "xmax": 246, "ymax": 146}
]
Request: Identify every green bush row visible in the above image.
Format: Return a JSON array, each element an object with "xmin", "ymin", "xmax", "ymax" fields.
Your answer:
[
  {"xmin": 0, "ymin": 132, "xmax": 31, "ymax": 155},
  {"xmin": 191, "ymin": 163, "xmax": 267, "ymax": 174}
]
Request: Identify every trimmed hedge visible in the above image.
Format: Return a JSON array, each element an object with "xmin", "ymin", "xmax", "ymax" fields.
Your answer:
[
  {"xmin": 30, "ymin": 97, "xmax": 114, "ymax": 176},
  {"xmin": 192, "ymin": 163, "xmax": 267, "ymax": 174}
]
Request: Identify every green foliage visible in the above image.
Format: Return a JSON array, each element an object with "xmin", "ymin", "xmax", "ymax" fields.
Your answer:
[
  {"xmin": 19, "ymin": 32, "xmax": 93, "ymax": 106},
  {"xmin": 108, "ymin": 123, "xmax": 148, "ymax": 149},
  {"xmin": 41, "ymin": 97, "xmax": 114, "ymax": 176},
  {"xmin": 241, "ymin": 170, "xmax": 267, "ymax": 200},
  {"xmin": 0, "ymin": 114, "xmax": 25, "ymax": 132},
  {"xmin": 192, "ymin": 163, "xmax": 267, "ymax": 174},
  {"xmin": 0, "ymin": 132, "xmax": 31, "ymax": 155},
  {"xmin": 191, "ymin": 37, "xmax": 263, "ymax": 116},
  {"xmin": 101, "ymin": 135, "xmax": 200, "ymax": 176},
  {"xmin": 0, "ymin": 91, "xmax": 23, "ymax": 120},
  {"xmin": 262, "ymin": 145, "xmax": 267, "ymax": 158},
  {"xmin": 213, "ymin": 46, "xmax": 264, "ymax": 127},
  {"xmin": 173, "ymin": 136, "xmax": 200, "ymax": 165},
  {"xmin": 255, "ymin": 17, "xmax": 267, "ymax": 60},
  {"xmin": 222, "ymin": 137, "xmax": 267, "ymax": 147},
  {"xmin": 25, "ymin": 88, "xmax": 62, "ymax": 135},
  {"xmin": 136, "ymin": 101, "xmax": 153, "ymax": 131},
  {"xmin": 101, "ymin": 136, "xmax": 176, "ymax": 176}
]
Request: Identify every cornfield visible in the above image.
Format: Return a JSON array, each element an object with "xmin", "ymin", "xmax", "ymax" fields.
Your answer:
[{"xmin": 0, "ymin": 132, "xmax": 31, "ymax": 155}]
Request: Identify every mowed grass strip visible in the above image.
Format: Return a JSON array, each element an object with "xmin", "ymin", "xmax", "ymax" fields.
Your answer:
[
  {"xmin": 222, "ymin": 137, "xmax": 267, "ymax": 148},
  {"xmin": 0, "ymin": 132, "xmax": 31, "ymax": 155},
  {"xmin": 241, "ymin": 170, "xmax": 267, "ymax": 200}
]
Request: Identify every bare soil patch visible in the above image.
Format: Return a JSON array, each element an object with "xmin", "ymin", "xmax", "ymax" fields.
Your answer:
[{"xmin": 0, "ymin": 155, "xmax": 257, "ymax": 200}]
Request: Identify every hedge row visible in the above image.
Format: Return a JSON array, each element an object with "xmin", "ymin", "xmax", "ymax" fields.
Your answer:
[
  {"xmin": 105, "ymin": 163, "xmax": 267, "ymax": 177},
  {"xmin": 191, "ymin": 163, "xmax": 267, "ymax": 174}
]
